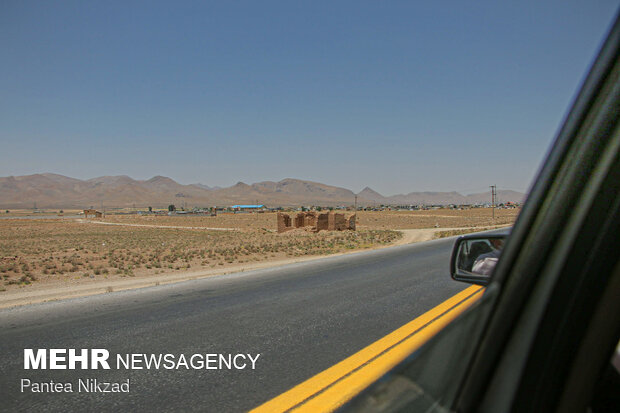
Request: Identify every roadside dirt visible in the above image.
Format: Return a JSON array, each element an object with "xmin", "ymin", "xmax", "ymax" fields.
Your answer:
[
  {"xmin": 394, "ymin": 225, "xmax": 509, "ymax": 245},
  {"xmin": 0, "ymin": 225, "xmax": 510, "ymax": 309}
]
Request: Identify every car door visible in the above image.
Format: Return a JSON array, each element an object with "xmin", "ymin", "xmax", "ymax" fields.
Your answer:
[{"xmin": 342, "ymin": 11, "xmax": 620, "ymax": 413}]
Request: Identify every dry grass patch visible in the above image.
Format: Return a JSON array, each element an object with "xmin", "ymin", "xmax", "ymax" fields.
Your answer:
[
  {"xmin": 0, "ymin": 208, "xmax": 519, "ymax": 290},
  {"xmin": 101, "ymin": 208, "xmax": 519, "ymax": 231},
  {"xmin": 0, "ymin": 219, "xmax": 399, "ymax": 289},
  {"xmin": 356, "ymin": 208, "xmax": 519, "ymax": 229},
  {"xmin": 102, "ymin": 213, "xmax": 276, "ymax": 230}
]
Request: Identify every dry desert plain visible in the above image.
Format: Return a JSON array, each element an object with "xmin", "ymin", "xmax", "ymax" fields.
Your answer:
[{"xmin": 0, "ymin": 208, "xmax": 518, "ymax": 305}]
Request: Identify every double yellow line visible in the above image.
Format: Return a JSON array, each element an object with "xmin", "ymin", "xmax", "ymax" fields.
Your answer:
[{"xmin": 251, "ymin": 285, "xmax": 484, "ymax": 413}]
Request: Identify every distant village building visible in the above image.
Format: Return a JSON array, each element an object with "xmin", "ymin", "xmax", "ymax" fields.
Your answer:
[
  {"xmin": 83, "ymin": 209, "xmax": 103, "ymax": 218},
  {"xmin": 231, "ymin": 204, "xmax": 265, "ymax": 212},
  {"xmin": 277, "ymin": 211, "xmax": 356, "ymax": 233}
]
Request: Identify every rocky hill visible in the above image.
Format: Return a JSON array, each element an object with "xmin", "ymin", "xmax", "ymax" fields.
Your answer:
[{"xmin": 0, "ymin": 173, "xmax": 526, "ymax": 208}]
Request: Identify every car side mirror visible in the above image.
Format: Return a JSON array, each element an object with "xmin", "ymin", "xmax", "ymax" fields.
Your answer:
[{"xmin": 450, "ymin": 234, "xmax": 507, "ymax": 286}]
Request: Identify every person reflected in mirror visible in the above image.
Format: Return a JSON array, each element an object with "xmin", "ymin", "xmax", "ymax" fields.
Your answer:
[
  {"xmin": 472, "ymin": 239, "xmax": 505, "ymax": 276},
  {"xmin": 462, "ymin": 241, "xmax": 492, "ymax": 272}
]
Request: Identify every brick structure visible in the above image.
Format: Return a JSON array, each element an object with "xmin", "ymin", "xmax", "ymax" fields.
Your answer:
[
  {"xmin": 277, "ymin": 212, "xmax": 292, "ymax": 233},
  {"xmin": 348, "ymin": 214, "xmax": 356, "ymax": 231},
  {"xmin": 277, "ymin": 211, "xmax": 356, "ymax": 233},
  {"xmin": 316, "ymin": 213, "xmax": 329, "ymax": 231},
  {"xmin": 83, "ymin": 209, "xmax": 103, "ymax": 218}
]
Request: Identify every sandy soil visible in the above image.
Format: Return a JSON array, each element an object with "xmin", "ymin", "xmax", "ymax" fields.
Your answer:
[
  {"xmin": 0, "ymin": 254, "xmax": 342, "ymax": 309},
  {"xmin": 0, "ymin": 224, "xmax": 511, "ymax": 309},
  {"xmin": 394, "ymin": 225, "xmax": 509, "ymax": 245},
  {"xmin": 357, "ymin": 208, "xmax": 518, "ymax": 229},
  {"xmin": 96, "ymin": 208, "xmax": 519, "ymax": 230},
  {"xmin": 78, "ymin": 219, "xmax": 238, "ymax": 231},
  {"xmin": 0, "ymin": 209, "xmax": 518, "ymax": 308}
]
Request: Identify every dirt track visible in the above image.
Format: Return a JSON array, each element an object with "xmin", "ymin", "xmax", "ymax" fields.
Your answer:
[{"xmin": 78, "ymin": 219, "xmax": 237, "ymax": 231}]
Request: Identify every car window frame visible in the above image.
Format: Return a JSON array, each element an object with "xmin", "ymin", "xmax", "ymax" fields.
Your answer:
[
  {"xmin": 456, "ymin": 11, "xmax": 620, "ymax": 412},
  {"xmin": 339, "ymin": 10, "xmax": 620, "ymax": 413}
]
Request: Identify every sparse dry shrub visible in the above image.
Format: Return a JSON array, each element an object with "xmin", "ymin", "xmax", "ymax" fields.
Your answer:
[{"xmin": 0, "ymin": 215, "xmax": 414, "ymax": 288}]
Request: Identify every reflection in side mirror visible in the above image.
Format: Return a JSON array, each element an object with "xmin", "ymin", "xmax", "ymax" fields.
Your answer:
[{"xmin": 450, "ymin": 234, "xmax": 506, "ymax": 286}]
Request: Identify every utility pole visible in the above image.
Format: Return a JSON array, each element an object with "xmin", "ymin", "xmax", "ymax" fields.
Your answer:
[
  {"xmin": 354, "ymin": 195, "xmax": 358, "ymax": 211},
  {"xmin": 490, "ymin": 185, "xmax": 497, "ymax": 220}
]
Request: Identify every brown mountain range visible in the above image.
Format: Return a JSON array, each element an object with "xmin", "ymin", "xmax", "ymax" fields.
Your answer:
[{"xmin": 0, "ymin": 173, "xmax": 525, "ymax": 209}]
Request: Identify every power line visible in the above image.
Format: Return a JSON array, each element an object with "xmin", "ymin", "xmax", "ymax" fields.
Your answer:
[{"xmin": 490, "ymin": 185, "xmax": 496, "ymax": 220}]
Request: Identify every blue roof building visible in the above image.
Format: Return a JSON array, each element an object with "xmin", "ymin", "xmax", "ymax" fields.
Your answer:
[{"xmin": 231, "ymin": 204, "xmax": 265, "ymax": 209}]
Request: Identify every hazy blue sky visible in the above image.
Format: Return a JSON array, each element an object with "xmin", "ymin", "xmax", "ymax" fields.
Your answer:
[{"xmin": 1, "ymin": 1, "xmax": 617, "ymax": 194}]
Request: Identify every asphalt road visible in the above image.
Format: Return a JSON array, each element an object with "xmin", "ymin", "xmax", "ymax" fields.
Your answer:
[{"xmin": 0, "ymin": 236, "xmax": 467, "ymax": 412}]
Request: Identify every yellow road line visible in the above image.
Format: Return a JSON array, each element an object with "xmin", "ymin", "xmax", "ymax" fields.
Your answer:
[{"xmin": 251, "ymin": 285, "xmax": 483, "ymax": 413}]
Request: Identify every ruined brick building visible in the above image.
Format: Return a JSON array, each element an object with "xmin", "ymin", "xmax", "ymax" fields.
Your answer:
[
  {"xmin": 277, "ymin": 211, "xmax": 356, "ymax": 233},
  {"xmin": 83, "ymin": 209, "xmax": 103, "ymax": 218}
]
